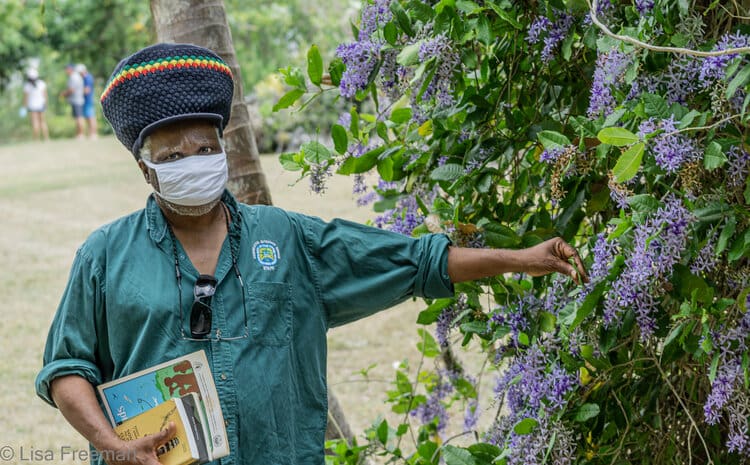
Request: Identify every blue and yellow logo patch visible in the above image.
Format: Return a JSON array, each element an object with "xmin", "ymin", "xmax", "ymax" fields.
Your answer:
[{"xmin": 253, "ymin": 240, "xmax": 280, "ymax": 270}]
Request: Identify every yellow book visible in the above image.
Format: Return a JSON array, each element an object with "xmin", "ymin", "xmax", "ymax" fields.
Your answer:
[{"xmin": 114, "ymin": 393, "xmax": 208, "ymax": 465}]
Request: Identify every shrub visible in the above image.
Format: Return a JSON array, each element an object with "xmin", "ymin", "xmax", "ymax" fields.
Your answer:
[{"xmin": 279, "ymin": 1, "xmax": 750, "ymax": 463}]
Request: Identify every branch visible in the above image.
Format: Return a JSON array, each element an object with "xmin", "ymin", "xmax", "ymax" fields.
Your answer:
[
  {"xmin": 650, "ymin": 356, "xmax": 714, "ymax": 464},
  {"xmin": 661, "ymin": 114, "xmax": 742, "ymax": 137},
  {"xmin": 587, "ymin": 0, "xmax": 750, "ymax": 57}
]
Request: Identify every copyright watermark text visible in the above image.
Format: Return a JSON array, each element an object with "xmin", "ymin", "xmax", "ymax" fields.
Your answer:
[{"xmin": 0, "ymin": 445, "xmax": 136, "ymax": 462}]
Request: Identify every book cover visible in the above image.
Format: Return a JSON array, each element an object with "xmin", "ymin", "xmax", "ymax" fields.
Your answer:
[
  {"xmin": 114, "ymin": 395, "xmax": 203, "ymax": 465},
  {"xmin": 97, "ymin": 350, "xmax": 229, "ymax": 460}
]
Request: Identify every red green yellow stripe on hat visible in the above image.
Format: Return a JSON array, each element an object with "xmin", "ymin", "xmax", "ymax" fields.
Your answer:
[{"xmin": 100, "ymin": 55, "xmax": 232, "ymax": 102}]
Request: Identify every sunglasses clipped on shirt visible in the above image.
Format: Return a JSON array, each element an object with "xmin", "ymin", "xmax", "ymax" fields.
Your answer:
[
  {"xmin": 190, "ymin": 274, "xmax": 217, "ymax": 338},
  {"xmin": 167, "ymin": 203, "xmax": 249, "ymax": 342}
]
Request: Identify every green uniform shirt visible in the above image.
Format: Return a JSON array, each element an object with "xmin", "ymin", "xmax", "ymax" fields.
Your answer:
[{"xmin": 36, "ymin": 191, "xmax": 454, "ymax": 464}]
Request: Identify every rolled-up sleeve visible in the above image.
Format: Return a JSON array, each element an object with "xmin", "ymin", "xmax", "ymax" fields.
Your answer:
[
  {"xmin": 35, "ymin": 245, "xmax": 104, "ymax": 407},
  {"xmin": 291, "ymin": 214, "xmax": 454, "ymax": 328}
]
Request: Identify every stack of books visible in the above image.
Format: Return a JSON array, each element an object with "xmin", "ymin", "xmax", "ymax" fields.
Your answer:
[{"xmin": 97, "ymin": 350, "xmax": 229, "ymax": 465}]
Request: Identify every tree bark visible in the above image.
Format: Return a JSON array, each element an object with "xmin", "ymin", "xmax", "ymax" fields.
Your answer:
[{"xmin": 149, "ymin": 0, "xmax": 271, "ymax": 205}]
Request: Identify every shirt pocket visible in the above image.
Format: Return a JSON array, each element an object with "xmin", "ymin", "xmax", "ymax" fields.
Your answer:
[{"xmin": 250, "ymin": 281, "xmax": 292, "ymax": 346}]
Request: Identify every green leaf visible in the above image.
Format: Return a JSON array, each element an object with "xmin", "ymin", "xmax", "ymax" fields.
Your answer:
[
  {"xmin": 328, "ymin": 58, "xmax": 345, "ymax": 87},
  {"xmin": 642, "ymin": 93, "xmax": 670, "ymax": 118},
  {"xmin": 728, "ymin": 228, "xmax": 750, "ymax": 262},
  {"xmin": 603, "ymin": 108, "xmax": 627, "ymax": 128},
  {"xmin": 704, "ymin": 141, "xmax": 727, "ymax": 170},
  {"xmin": 272, "ymin": 89, "xmax": 305, "ymax": 112},
  {"xmin": 726, "ymin": 64, "xmax": 750, "ymax": 100},
  {"xmin": 279, "ymin": 152, "xmax": 303, "ymax": 171},
  {"xmin": 612, "ymin": 142, "xmax": 644, "ymax": 183},
  {"xmin": 377, "ymin": 420, "xmax": 389, "ymax": 445},
  {"xmin": 443, "ymin": 445, "xmax": 477, "ymax": 465},
  {"xmin": 597, "ymin": 127, "xmax": 639, "ymax": 147},
  {"xmin": 417, "ymin": 328, "xmax": 441, "ymax": 357},
  {"xmin": 279, "ymin": 66, "xmax": 306, "ymax": 89},
  {"xmin": 513, "ymin": 418, "xmax": 538, "ymax": 435},
  {"xmin": 349, "ymin": 107, "xmax": 359, "ymax": 138},
  {"xmin": 476, "ymin": 15, "xmax": 492, "ymax": 45},
  {"xmin": 569, "ymin": 282, "xmax": 606, "ymax": 331},
  {"xmin": 487, "ymin": 3, "xmax": 522, "ymax": 29},
  {"xmin": 417, "ymin": 298, "xmax": 454, "ymax": 325},
  {"xmin": 482, "ymin": 222, "xmax": 521, "ymax": 248},
  {"xmin": 467, "ymin": 444, "xmax": 501, "ymax": 464},
  {"xmin": 397, "ymin": 41, "xmax": 422, "ymax": 66},
  {"xmin": 338, "ymin": 146, "xmax": 385, "ymax": 174},
  {"xmin": 383, "ymin": 21, "xmax": 398, "ymax": 45},
  {"xmin": 672, "ymin": 265, "xmax": 713, "ymax": 304},
  {"xmin": 390, "ymin": 0, "xmax": 414, "ymax": 36},
  {"xmin": 306, "ymin": 45, "xmax": 323, "ymax": 86},
  {"xmin": 574, "ymin": 403, "xmax": 600, "ymax": 422},
  {"xmin": 390, "ymin": 108, "xmax": 412, "ymax": 124},
  {"xmin": 430, "ymin": 163, "xmax": 464, "ymax": 181},
  {"xmin": 331, "ymin": 125, "xmax": 348, "ymax": 155},
  {"xmin": 539, "ymin": 311, "xmax": 557, "ymax": 333},
  {"xmin": 627, "ymin": 194, "xmax": 659, "ymax": 214},
  {"xmin": 538, "ymin": 130, "xmax": 571, "ymax": 150},
  {"xmin": 301, "ymin": 141, "xmax": 331, "ymax": 164}
]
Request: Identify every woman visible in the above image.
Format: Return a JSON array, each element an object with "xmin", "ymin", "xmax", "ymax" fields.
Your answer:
[{"xmin": 23, "ymin": 68, "xmax": 49, "ymax": 141}]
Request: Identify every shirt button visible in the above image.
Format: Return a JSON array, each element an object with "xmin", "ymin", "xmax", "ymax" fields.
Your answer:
[{"xmin": 220, "ymin": 373, "xmax": 227, "ymax": 380}]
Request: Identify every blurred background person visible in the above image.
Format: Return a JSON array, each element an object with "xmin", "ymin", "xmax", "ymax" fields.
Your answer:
[
  {"xmin": 76, "ymin": 63, "xmax": 97, "ymax": 139},
  {"xmin": 22, "ymin": 68, "xmax": 49, "ymax": 141},
  {"xmin": 60, "ymin": 63, "xmax": 84, "ymax": 139}
]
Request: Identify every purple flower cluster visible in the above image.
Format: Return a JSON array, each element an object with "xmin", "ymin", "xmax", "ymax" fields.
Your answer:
[
  {"xmin": 603, "ymin": 195, "xmax": 694, "ymax": 339},
  {"xmin": 336, "ymin": 40, "xmax": 382, "ymax": 98},
  {"xmin": 358, "ymin": 0, "xmax": 392, "ymax": 41},
  {"xmin": 410, "ymin": 371, "xmax": 454, "ymax": 433},
  {"xmin": 699, "ymin": 32, "xmax": 750, "ymax": 84},
  {"xmin": 662, "ymin": 57, "xmax": 703, "ymax": 104},
  {"xmin": 309, "ymin": 162, "xmax": 332, "ymax": 194},
  {"xmin": 650, "ymin": 117, "xmax": 700, "ymax": 174},
  {"xmin": 588, "ymin": 50, "xmax": 631, "ymax": 118},
  {"xmin": 527, "ymin": 10, "xmax": 575, "ymax": 63},
  {"xmin": 590, "ymin": 233, "xmax": 617, "ymax": 283},
  {"xmin": 487, "ymin": 343, "xmax": 577, "ymax": 464},
  {"xmin": 417, "ymin": 34, "xmax": 460, "ymax": 108},
  {"xmin": 373, "ymin": 184, "xmax": 438, "ymax": 235},
  {"xmin": 489, "ymin": 293, "xmax": 540, "ymax": 346},
  {"xmin": 463, "ymin": 399, "xmax": 480, "ymax": 432},
  {"xmin": 378, "ymin": 49, "xmax": 402, "ymax": 100},
  {"xmin": 690, "ymin": 233, "xmax": 718, "ymax": 275},
  {"xmin": 635, "ymin": 0, "xmax": 655, "ymax": 14},
  {"xmin": 727, "ymin": 145, "xmax": 750, "ymax": 188},
  {"xmin": 704, "ymin": 304, "xmax": 750, "ymax": 454},
  {"xmin": 436, "ymin": 294, "xmax": 468, "ymax": 347},
  {"xmin": 540, "ymin": 147, "xmax": 564, "ymax": 164},
  {"xmin": 704, "ymin": 361, "xmax": 741, "ymax": 425},
  {"xmin": 543, "ymin": 275, "xmax": 573, "ymax": 316}
]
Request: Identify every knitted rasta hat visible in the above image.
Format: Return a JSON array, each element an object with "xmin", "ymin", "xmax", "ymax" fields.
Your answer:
[{"xmin": 101, "ymin": 43, "xmax": 234, "ymax": 158}]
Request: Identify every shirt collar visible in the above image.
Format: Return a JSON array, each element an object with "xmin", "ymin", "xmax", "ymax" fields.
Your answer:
[{"xmin": 145, "ymin": 189, "xmax": 243, "ymax": 246}]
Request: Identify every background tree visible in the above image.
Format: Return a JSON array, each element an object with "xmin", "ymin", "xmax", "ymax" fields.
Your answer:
[{"xmin": 150, "ymin": 0, "xmax": 271, "ymax": 205}]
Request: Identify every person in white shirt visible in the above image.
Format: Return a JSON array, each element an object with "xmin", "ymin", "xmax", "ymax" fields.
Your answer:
[{"xmin": 23, "ymin": 68, "xmax": 49, "ymax": 141}]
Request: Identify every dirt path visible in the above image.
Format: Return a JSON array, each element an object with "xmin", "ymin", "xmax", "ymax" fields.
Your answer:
[{"xmin": 0, "ymin": 137, "xmax": 480, "ymax": 460}]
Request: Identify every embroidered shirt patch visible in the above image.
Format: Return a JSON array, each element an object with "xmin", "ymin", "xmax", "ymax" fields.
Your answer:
[{"xmin": 253, "ymin": 240, "xmax": 280, "ymax": 270}]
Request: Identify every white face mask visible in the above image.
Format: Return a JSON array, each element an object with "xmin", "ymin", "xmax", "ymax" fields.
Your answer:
[{"xmin": 142, "ymin": 152, "xmax": 228, "ymax": 207}]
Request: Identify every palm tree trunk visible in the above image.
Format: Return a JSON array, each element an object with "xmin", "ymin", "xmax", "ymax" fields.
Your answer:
[
  {"xmin": 149, "ymin": 0, "xmax": 356, "ymax": 447},
  {"xmin": 149, "ymin": 0, "xmax": 271, "ymax": 205}
]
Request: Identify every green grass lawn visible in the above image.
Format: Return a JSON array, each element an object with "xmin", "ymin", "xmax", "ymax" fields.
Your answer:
[{"xmin": 0, "ymin": 136, "xmax": 488, "ymax": 462}]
